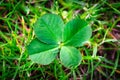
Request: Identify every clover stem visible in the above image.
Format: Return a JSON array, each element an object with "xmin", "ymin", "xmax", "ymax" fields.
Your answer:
[{"xmin": 58, "ymin": 42, "xmax": 64, "ymax": 48}]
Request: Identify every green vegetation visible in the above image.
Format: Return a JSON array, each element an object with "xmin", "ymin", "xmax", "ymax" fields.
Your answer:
[
  {"xmin": 0, "ymin": 0, "xmax": 120, "ymax": 80},
  {"xmin": 27, "ymin": 14, "xmax": 92, "ymax": 68}
]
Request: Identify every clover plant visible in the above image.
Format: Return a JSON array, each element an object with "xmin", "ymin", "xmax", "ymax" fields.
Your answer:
[{"xmin": 27, "ymin": 14, "xmax": 92, "ymax": 68}]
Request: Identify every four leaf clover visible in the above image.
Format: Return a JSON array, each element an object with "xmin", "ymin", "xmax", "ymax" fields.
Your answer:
[{"xmin": 27, "ymin": 14, "xmax": 92, "ymax": 68}]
